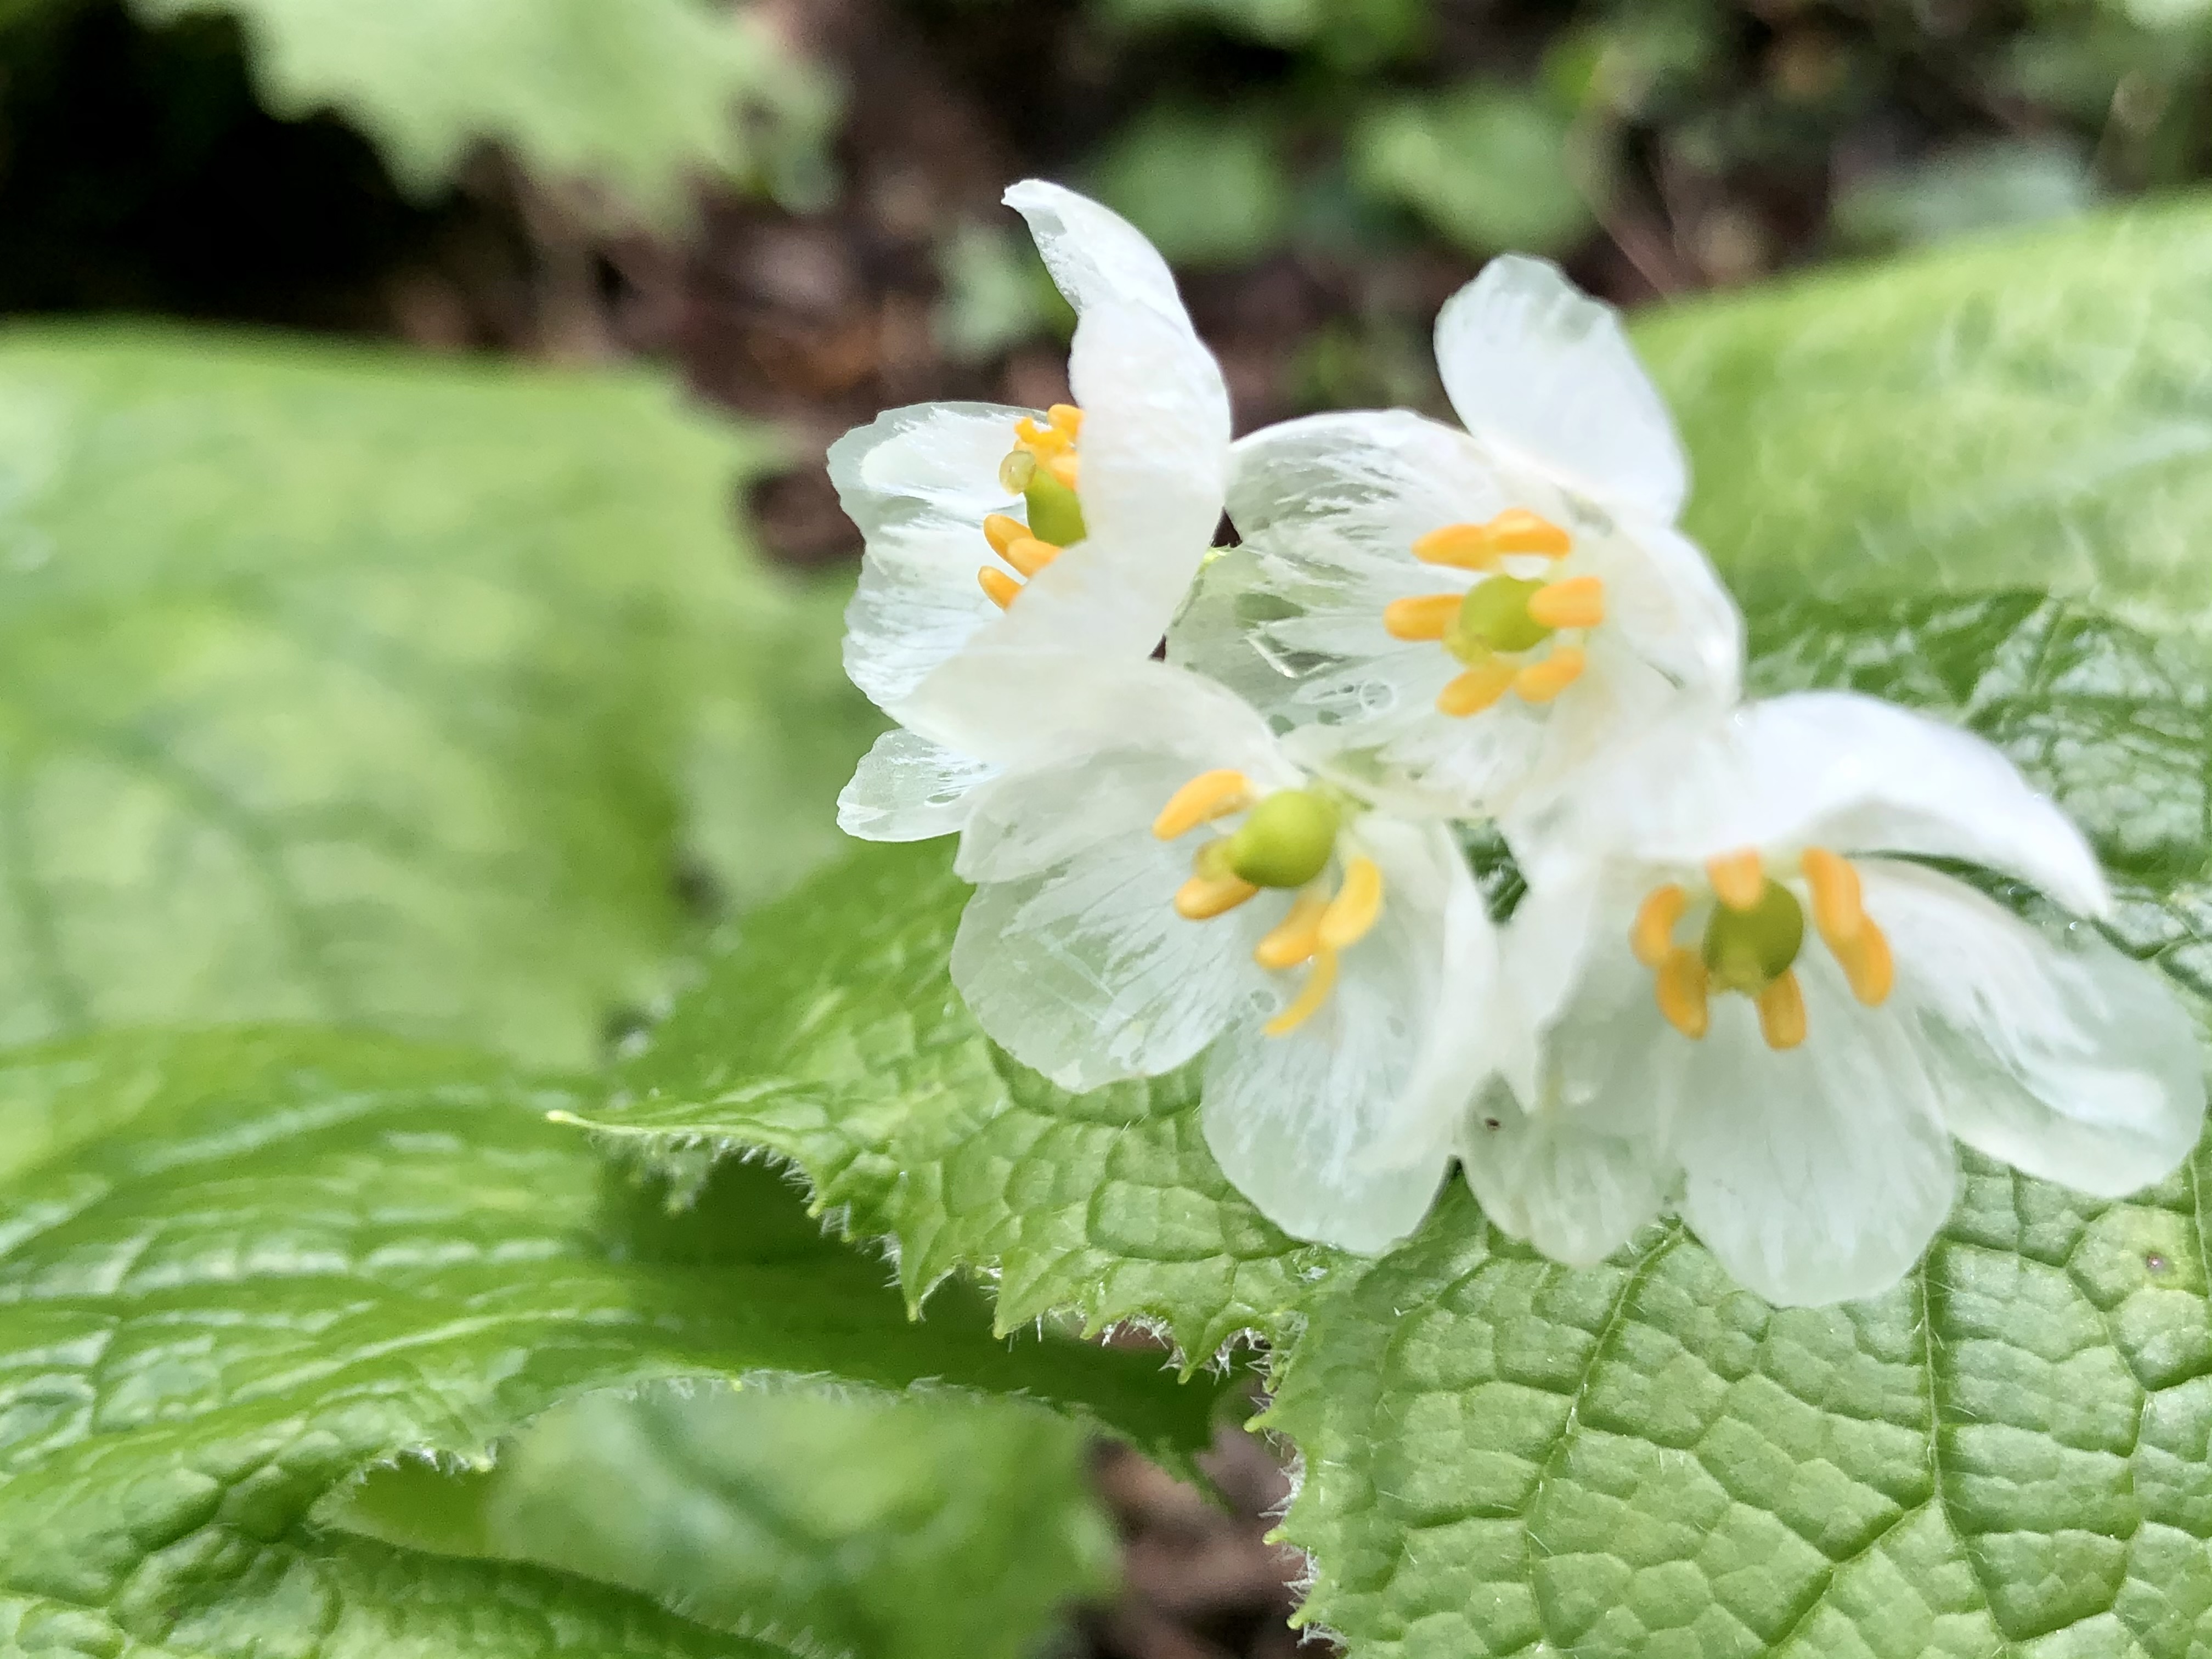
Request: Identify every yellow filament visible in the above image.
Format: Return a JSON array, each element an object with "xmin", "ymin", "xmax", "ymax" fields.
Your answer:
[
  {"xmin": 1319, "ymin": 857, "xmax": 1384, "ymax": 951},
  {"xmin": 1632, "ymin": 883, "xmax": 1688, "ymax": 968},
  {"xmin": 1265, "ymin": 947, "xmax": 1340, "ymax": 1037},
  {"xmin": 1654, "ymin": 947, "xmax": 1710, "ymax": 1040},
  {"xmin": 1254, "ymin": 889, "xmax": 1328, "ymax": 970},
  {"xmin": 1513, "ymin": 647, "xmax": 1585, "ymax": 703},
  {"xmin": 1437, "ymin": 659, "xmax": 1517, "ymax": 717},
  {"xmin": 1152, "ymin": 769, "xmax": 1255, "ymax": 840},
  {"xmin": 1002, "ymin": 535, "xmax": 1059, "ymax": 577},
  {"xmin": 1175, "ymin": 873, "xmax": 1260, "ymax": 920},
  {"xmin": 978, "ymin": 566, "xmax": 1022, "ymax": 608},
  {"xmin": 1046, "ymin": 403, "xmax": 1082, "ymax": 435},
  {"xmin": 1527, "ymin": 575, "xmax": 1606, "ymax": 631},
  {"xmin": 1801, "ymin": 847, "xmax": 1864, "ymax": 946},
  {"xmin": 1756, "ymin": 969, "xmax": 1808, "ymax": 1050},
  {"xmin": 1383, "ymin": 593, "xmax": 1464, "ymax": 641},
  {"xmin": 983, "ymin": 512, "xmax": 1026, "ymax": 556},
  {"xmin": 1833, "ymin": 917, "xmax": 1895, "ymax": 1007},
  {"xmin": 1048, "ymin": 454, "xmax": 1080, "ymax": 489},
  {"xmin": 1706, "ymin": 849, "xmax": 1765, "ymax": 912}
]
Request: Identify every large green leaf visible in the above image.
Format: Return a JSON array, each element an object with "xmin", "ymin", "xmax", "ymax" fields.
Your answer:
[
  {"xmin": 128, "ymin": 0, "xmax": 835, "ymax": 216},
  {"xmin": 563, "ymin": 204, "xmax": 2212, "ymax": 1655},
  {"xmin": 0, "ymin": 326, "xmax": 872, "ymax": 1066},
  {"xmin": 0, "ymin": 1026, "xmax": 1221, "ymax": 1657},
  {"xmin": 340, "ymin": 1383, "xmax": 1117, "ymax": 1659}
]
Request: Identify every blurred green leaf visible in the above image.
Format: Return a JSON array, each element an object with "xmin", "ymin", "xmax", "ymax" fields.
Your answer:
[
  {"xmin": 933, "ymin": 221, "xmax": 1068, "ymax": 364},
  {"xmin": 0, "ymin": 326, "xmax": 868, "ymax": 1065},
  {"xmin": 1090, "ymin": 104, "xmax": 1295, "ymax": 270},
  {"xmin": 1098, "ymin": 0, "xmax": 1424, "ymax": 68},
  {"xmin": 343, "ymin": 1385, "xmax": 1118, "ymax": 1659},
  {"xmin": 1351, "ymin": 84, "xmax": 1595, "ymax": 256},
  {"xmin": 126, "ymin": 0, "xmax": 839, "ymax": 217},
  {"xmin": 0, "ymin": 1025, "xmax": 1216, "ymax": 1657},
  {"xmin": 1831, "ymin": 139, "xmax": 2100, "ymax": 251}
]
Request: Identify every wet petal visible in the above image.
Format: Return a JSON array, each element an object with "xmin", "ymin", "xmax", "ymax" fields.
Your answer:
[
  {"xmin": 836, "ymin": 729, "xmax": 998, "ymax": 842},
  {"xmin": 1005, "ymin": 179, "xmax": 1184, "ymax": 319},
  {"xmin": 1459, "ymin": 1086, "xmax": 1676, "ymax": 1267}
]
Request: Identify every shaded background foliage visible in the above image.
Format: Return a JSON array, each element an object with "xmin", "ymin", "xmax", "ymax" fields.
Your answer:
[{"xmin": 5, "ymin": 2, "xmax": 2212, "ymax": 1657}]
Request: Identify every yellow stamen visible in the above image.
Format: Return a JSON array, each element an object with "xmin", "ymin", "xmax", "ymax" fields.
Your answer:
[
  {"xmin": 1411, "ymin": 523, "xmax": 1501, "ymax": 572},
  {"xmin": 1833, "ymin": 917, "xmax": 1895, "ymax": 1007},
  {"xmin": 1254, "ymin": 889, "xmax": 1328, "ymax": 970},
  {"xmin": 1654, "ymin": 947, "xmax": 1710, "ymax": 1040},
  {"xmin": 1707, "ymin": 849, "xmax": 1765, "ymax": 912},
  {"xmin": 1383, "ymin": 593, "xmax": 1464, "ymax": 641},
  {"xmin": 1047, "ymin": 403, "xmax": 1083, "ymax": 434},
  {"xmin": 1152, "ymin": 769, "xmax": 1256, "ymax": 840},
  {"xmin": 1265, "ymin": 947, "xmax": 1339, "ymax": 1037},
  {"xmin": 1013, "ymin": 415, "xmax": 1073, "ymax": 459},
  {"xmin": 1437, "ymin": 659, "xmax": 1517, "ymax": 718},
  {"xmin": 1512, "ymin": 647, "xmax": 1585, "ymax": 703},
  {"xmin": 979, "ymin": 566, "xmax": 1022, "ymax": 609},
  {"xmin": 1800, "ymin": 846, "xmax": 1864, "ymax": 946},
  {"xmin": 1003, "ymin": 535, "xmax": 1059, "ymax": 577},
  {"xmin": 1319, "ymin": 857, "xmax": 1384, "ymax": 951},
  {"xmin": 1175, "ymin": 873, "xmax": 1260, "ymax": 920},
  {"xmin": 1631, "ymin": 883, "xmax": 1688, "ymax": 969},
  {"xmin": 1411, "ymin": 509, "xmax": 1572, "ymax": 569},
  {"xmin": 983, "ymin": 512, "xmax": 1026, "ymax": 556},
  {"xmin": 1047, "ymin": 454, "xmax": 1080, "ymax": 490},
  {"xmin": 1756, "ymin": 969, "xmax": 1808, "ymax": 1050},
  {"xmin": 1527, "ymin": 575, "xmax": 1606, "ymax": 631}
]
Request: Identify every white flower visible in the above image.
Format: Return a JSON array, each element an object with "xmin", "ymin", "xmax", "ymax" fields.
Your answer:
[
  {"xmin": 1171, "ymin": 255, "xmax": 1741, "ymax": 819},
  {"xmin": 1471, "ymin": 691, "xmax": 2205, "ymax": 1307},
  {"xmin": 939, "ymin": 657, "xmax": 1497, "ymax": 1253},
  {"xmin": 831, "ymin": 180, "xmax": 1232, "ymax": 842}
]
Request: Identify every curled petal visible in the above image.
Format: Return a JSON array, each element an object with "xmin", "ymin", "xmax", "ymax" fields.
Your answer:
[
  {"xmin": 837, "ymin": 729, "xmax": 997, "ymax": 842},
  {"xmin": 1005, "ymin": 179, "xmax": 1184, "ymax": 320}
]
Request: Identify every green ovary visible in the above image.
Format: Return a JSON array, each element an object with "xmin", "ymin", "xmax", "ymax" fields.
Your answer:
[
  {"xmin": 1447, "ymin": 575, "xmax": 1553, "ymax": 662},
  {"xmin": 1024, "ymin": 469, "xmax": 1086, "ymax": 546},
  {"xmin": 1702, "ymin": 882, "xmax": 1805, "ymax": 993},
  {"xmin": 1225, "ymin": 790, "xmax": 1340, "ymax": 888}
]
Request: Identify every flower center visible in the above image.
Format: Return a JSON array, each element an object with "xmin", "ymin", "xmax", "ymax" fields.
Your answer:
[
  {"xmin": 977, "ymin": 405, "xmax": 1087, "ymax": 610},
  {"xmin": 1629, "ymin": 847, "xmax": 1896, "ymax": 1051},
  {"xmin": 1149, "ymin": 768, "xmax": 1385, "ymax": 1037},
  {"xmin": 1382, "ymin": 510, "xmax": 1604, "ymax": 718}
]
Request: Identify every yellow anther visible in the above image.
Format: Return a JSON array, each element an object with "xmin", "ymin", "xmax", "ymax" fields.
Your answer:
[
  {"xmin": 1756, "ymin": 969, "xmax": 1808, "ymax": 1050},
  {"xmin": 1176, "ymin": 872, "xmax": 1261, "ymax": 921},
  {"xmin": 1152, "ymin": 769, "xmax": 1256, "ymax": 840},
  {"xmin": 1512, "ymin": 646, "xmax": 1585, "ymax": 703},
  {"xmin": 1047, "ymin": 403, "xmax": 1083, "ymax": 434},
  {"xmin": 1254, "ymin": 890, "xmax": 1328, "ymax": 970},
  {"xmin": 1319, "ymin": 857, "xmax": 1384, "ymax": 951},
  {"xmin": 1047, "ymin": 454, "xmax": 1080, "ymax": 490},
  {"xmin": 1412, "ymin": 509, "xmax": 1572, "ymax": 570},
  {"xmin": 1003, "ymin": 535, "xmax": 1059, "ymax": 577},
  {"xmin": 983, "ymin": 512, "xmax": 1027, "ymax": 556},
  {"xmin": 1833, "ymin": 917, "xmax": 1895, "ymax": 1007},
  {"xmin": 1483, "ymin": 507, "xmax": 1573, "ymax": 558},
  {"xmin": 1654, "ymin": 946, "xmax": 1710, "ymax": 1040},
  {"xmin": 1437, "ymin": 660, "xmax": 1517, "ymax": 718},
  {"xmin": 979, "ymin": 566, "xmax": 1022, "ymax": 609},
  {"xmin": 1265, "ymin": 947, "xmax": 1340, "ymax": 1037},
  {"xmin": 1707, "ymin": 849, "xmax": 1766, "ymax": 912},
  {"xmin": 1800, "ymin": 847, "xmax": 1865, "ymax": 947},
  {"xmin": 1527, "ymin": 575, "xmax": 1606, "ymax": 631},
  {"xmin": 1383, "ymin": 593, "xmax": 1464, "ymax": 642},
  {"xmin": 1013, "ymin": 415, "xmax": 1073, "ymax": 459},
  {"xmin": 1632, "ymin": 883, "xmax": 1688, "ymax": 969}
]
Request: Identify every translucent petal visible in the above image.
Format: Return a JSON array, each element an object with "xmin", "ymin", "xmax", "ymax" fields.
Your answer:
[
  {"xmin": 951, "ymin": 826, "xmax": 1272, "ymax": 1090},
  {"xmin": 1199, "ymin": 821, "xmax": 1477, "ymax": 1253},
  {"xmin": 1583, "ymin": 516, "xmax": 1743, "ymax": 701},
  {"xmin": 1672, "ymin": 964, "xmax": 1959, "ymax": 1308},
  {"xmin": 969, "ymin": 299, "xmax": 1229, "ymax": 673},
  {"xmin": 1865, "ymin": 860, "xmax": 2205, "ymax": 1197},
  {"xmin": 1459, "ymin": 1085, "xmax": 1675, "ymax": 1268},
  {"xmin": 1434, "ymin": 255, "xmax": 1688, "ymax": 521},
  {"xmin": 831, "ymin": 401, "xmax": 1029, "ymax": 713},
  {"xmin": 836, "ymin": 729, "xmax": 997, "ymax": 842},
  {"xmin": 1224, "ymin": 409, "xmax": 1510, "ymax": 562},
  {"xmin": 953, "ymin": 748, "xmax": 1198, "ymax": 886},
  {"xmin": 1511, "ymin": 691, "xmax": 2109, "ymax": 917},
  {"xmin": 1004, "ymin": 179, "xmax": 1184, "ymax": 319}
]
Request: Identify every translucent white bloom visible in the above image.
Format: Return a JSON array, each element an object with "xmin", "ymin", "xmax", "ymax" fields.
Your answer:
[
  {"xmin": 831, "ymin": 180, "xmax": 1232, "ymax": 841},
  {"xmin": 1171, "ymin": 255, "xmax": 1741, "ymax": 819},
  {"xmin": 941, "ymin": 657, "xmax": 1497, "ymax": 1253},
  {"xmin": 1471, "ymin": 691, "xmax": 2205, "ymax": 1307}
]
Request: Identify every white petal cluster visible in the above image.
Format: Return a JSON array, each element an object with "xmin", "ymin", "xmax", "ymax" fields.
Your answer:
[{"xmin": 830, "ymin": 181, "xmax": 2206, "ymax": 1306}]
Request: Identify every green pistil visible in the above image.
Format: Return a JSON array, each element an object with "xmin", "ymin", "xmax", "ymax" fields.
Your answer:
[
  {"xmin": 1226, "ymin": 789, "xmax": 1340, "ymax": 888},
  {"xmin": 1446, "ymin": 575, "xmax": 1553, "ymax": 664},
  {"xmin": 1702, "ymin": 881, "xmax": 1805, "ymax": 994},
  {"xmin": 1025, "ymin": 469, "xmax": 1086, "ymax": 546}
]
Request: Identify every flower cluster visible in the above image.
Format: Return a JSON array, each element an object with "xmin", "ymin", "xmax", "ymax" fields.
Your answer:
[{"xmin": 829, "ymin": 180, "xmax": 2206, "ymax": 1306}]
